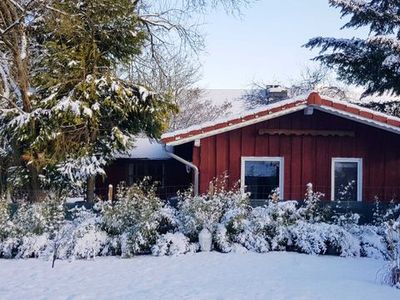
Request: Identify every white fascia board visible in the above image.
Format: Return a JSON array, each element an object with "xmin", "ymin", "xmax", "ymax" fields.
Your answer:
[
  {"xmin": 314, "ymin": 106, "xmax": 400, "ymax": 135},
  {"xmin": 165, "ymin": 105, "xmax": 307, "ymax": 146}
]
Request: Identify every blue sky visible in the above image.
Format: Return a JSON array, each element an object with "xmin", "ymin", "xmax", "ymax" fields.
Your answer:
[{"xmin": 198, "ymin": 0, "xmax": 368, "ymax": 89}]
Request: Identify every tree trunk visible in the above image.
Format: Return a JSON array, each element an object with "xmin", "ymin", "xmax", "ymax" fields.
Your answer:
[
  {"xmin": 28, "ymin": 166, "xmax": 42, "ymax": 202},
  {"xmin": 86, "ymin": 175, "xmax": 96, "ymax": 203}
]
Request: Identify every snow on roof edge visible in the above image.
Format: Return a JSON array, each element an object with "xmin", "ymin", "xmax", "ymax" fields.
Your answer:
[
  {"xmin": 162, "ymin": 92, "xmax": 400, "ymax": 143},
  {"xmin": 114, "ymin": 137, "xmax": 172, "ymax": 160},
  {"xmin": 318, "ymin": 94, "xmax": 400, "ymax": 123},
  {"xmin": 161, "ymin": 94, "xmax": 309, "ymax": 139}
]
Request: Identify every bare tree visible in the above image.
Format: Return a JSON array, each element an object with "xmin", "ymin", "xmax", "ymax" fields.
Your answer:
[
  {"xmin": 169, "ymin": 88, "xmax": 232, "ymax": 130},
  {"xmin": 289, "ymin": 66, "xmax": 349, "ymax": 100},
  {"xmin": 243, "ymin": 65, "xmax": 352, "ymax": 108},
  {"xmin": 127, "ymin": 51, "xmax": 232, "ymax": 131},
  {"xmin": 133, "ymin": 0, "xmax": 252, "ymax": 79}
]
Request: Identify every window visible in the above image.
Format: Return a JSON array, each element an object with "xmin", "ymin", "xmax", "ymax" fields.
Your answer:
[
  {"xmin": 128, "ymin": 161, "xmax": 165, "ymax": 187},
  {"xmin": 241, "ymin": 157, "xmax": 284, "ymax": 200},
  {"xmin": 331, "ymin": 158, "xmax": 362, "ymax": 202}
]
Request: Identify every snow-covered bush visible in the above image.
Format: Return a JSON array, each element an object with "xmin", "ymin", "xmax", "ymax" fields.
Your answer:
[
  {"xmin": 70, "ymin": 207, "xmax": 109, "ymax": 259},
  {"xmin": 11, "ymin": 193, "xmax": 66, "ymax": 237},
  {"xmin": 11, "ymin": 202, "xmax": 46, "ymax": 236},
  {"xmin": 0, "ymin": 193, "xmax": 67, "ymax": 258},
  {"xmin": 332, "ymin": 212, "xmax": 360, "ymax": 227},
  {"xmin": 349, "ymin": 225, "xmax": 387, "ymax": 259},
  {"xmin": 177, "ymin": 185, "xmax": 250, "ymax": 241},
  {"xmin": 235, "ymin": 201, "xmax": 299, "ymax": 252},
  {"xmin": 0, "ymin": 181, "xmax": 397, "ymax": 262},
  {"xmin": 214, "ymin": 224, "xmax": 233, "ymax": 253},
  {"xmin": 100, "ymin": 181, "xmax": 171, "ymax": 257},
  {"xmin": 0, "ymin": 237, "xmax": 20, "ymax": 258},
  {"xmin": 290, "ymin": 221, "xmax": 360, "ymax": 257},
  {"xmin": 151, "ymin": 232, "xmax": 194, "ymax": 256},
  {"xmin": 16, "ymin": 234, "xmax": 49, "ymax": 259},
  {"xmin": 35, "ymin": 207, "xmax": 110, "ymax": 262},
  {"xmin": 382, "ymin": 218, "xmax": 400, "ymax": 288},
  {"xmin": 0, "ymin": 198, "xmax": 11, "ymax": 240},
  {"xmin": 298, "ymin": 183, "xmax": 326, "ymax": 223}
]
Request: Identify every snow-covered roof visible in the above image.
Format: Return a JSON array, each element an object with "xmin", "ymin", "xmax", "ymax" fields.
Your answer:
[
  {"xmin": 161, "ymin": 92, "xmax": 400, "ymax": 146},
  {"xmin": 114, "ymin": 137, "xmax": 171, "ymax": 160}
]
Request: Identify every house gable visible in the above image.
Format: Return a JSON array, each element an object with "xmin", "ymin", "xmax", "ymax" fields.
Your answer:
[
  {"xmin": 161, "ymin": 92, "xmax": 400, "ymax": 146},
  {"xmin": 191, "ymin": 108, "xmax": 400, "ymax": 202}
]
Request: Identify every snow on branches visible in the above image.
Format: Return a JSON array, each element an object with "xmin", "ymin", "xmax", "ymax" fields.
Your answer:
[{"xmin": 305, "ymin": 0, "xmax": 400, "ymax": 96}]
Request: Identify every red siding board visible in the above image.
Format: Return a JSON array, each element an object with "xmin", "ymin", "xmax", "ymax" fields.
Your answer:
[
  {"xmin": 199, "ymin": 137, "xmax": 209, "ymax": 193},
  {"xmin": 228, "ymin": 130, "xmax": 241, "ymax": 190},
  {"xmin": 290, "ymin": 113, "xmax": 303, "ymax": 199},
  {"xmin": 216, "ymin": 133, "xmax": 229, "ymax": 179},
  {"xmin": 279, "ymin": 117, "xmax": 292, "ymax": 199},
  {"xmin": 267, "ymin": 118, "xmax": 280, "ymax": 156},
  {"xmin": 241, "ymin": 126, "xmax": 255, "ymax": 156}
]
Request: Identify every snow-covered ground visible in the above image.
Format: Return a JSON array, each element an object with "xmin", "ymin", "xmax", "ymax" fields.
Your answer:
[{"xmin": 0, "ymin": 252, "xmax": 398, "ymax": 300}]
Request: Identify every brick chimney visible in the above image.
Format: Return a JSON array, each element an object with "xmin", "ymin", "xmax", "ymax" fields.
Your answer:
[{"xmin": 266, "ymin": 85, "xmax": 289, "ymax": 102}]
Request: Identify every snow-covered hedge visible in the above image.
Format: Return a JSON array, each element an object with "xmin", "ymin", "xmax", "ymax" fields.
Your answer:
[{"xmin": 0, "ymin": 182, "xmax": 399, "ymax": 264}]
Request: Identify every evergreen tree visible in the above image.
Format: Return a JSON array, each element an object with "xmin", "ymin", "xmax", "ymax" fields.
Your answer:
[
  {"xmin": 0, "ymin": 0, "xmax": 251, "ymax": 201},
  {"xmin": 305, "ymin": 0, "xmax": 400, "ymax": 96},
  {"xmin": 1, "ymin": 0, "xmax": 174, "ymax": 201}
]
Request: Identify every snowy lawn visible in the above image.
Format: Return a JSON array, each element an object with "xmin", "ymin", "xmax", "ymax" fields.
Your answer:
[{"xmin": 0, "ymin": 252, "xmax": 399, "ymax": 300}]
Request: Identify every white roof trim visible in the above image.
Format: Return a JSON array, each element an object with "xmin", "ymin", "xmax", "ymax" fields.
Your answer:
[
  {"xmin": 162, "ymin": 93, "xmax": 400, "ymax": 146},
  {"xmin": 165, "ymin": 104, "xmax": 307, "ymax": 146},
  {"xmin": 314, "ymin": 106, "xmax": 400, "ymax": 135},
  {"xmin": 318, "ymin": 95, "xmax": 400, "ymax": 123},
  {"xmin": 162, "ymin": 95, "xmax": 308, "ymax": 139}
]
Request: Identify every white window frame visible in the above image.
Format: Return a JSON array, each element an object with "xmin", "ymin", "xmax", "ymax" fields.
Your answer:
[
  {"xmin": 241, "ymin": 156, "xmax": 284, "ymax": 199},
  {"xmin": 331, "ymin": 158, "xmax": 363, "ymax": 202}
]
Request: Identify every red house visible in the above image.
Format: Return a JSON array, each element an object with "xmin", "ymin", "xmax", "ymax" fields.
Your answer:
[{"xmin": 161, "ymin": 92, "xmax": 400, "ymax": 203}]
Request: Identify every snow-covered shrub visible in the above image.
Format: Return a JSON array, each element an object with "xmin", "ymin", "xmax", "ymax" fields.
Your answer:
[
  {"xmin": 0, "ymin": 198, "xmax": 11, "ymax": 240},
  {"xmin": 177, "ymin": 185, "xmax": 250, "ymax": 240},
  {"xmin": 332, "ymin": 212, "xmax": 360, "ymax": 227},
  {"xmin": 214, "ymin": 224, "xmax": 233, "ymax": 253},
  {"xmin": 11, "ymin": 202, "xmax": 46, "ymax": 236},
  {"xmin": 15, "ymin": 234, "xmax": 49, "ymax": 259},
  {"xmin": 177, "ymin": 192, "xmax": 223, "ymax": 238},
  {"xmin": 298, "ymin": 183, "xmax": 326, "ymax": 223},
  {"xmin": 290, "ymin": 221, "xmax": 360, "ymax": 257},
  {"xmin": 70, "ymin": 207, "xmax": 109, "ymax": 259},
  {"xmin": 100, "ymin": 181, "xmax": 169, "ymax": 257},
  {"xmin": 235, "ymin": 201, "xmax": 299, "ymax": 252},
  {"xmin": 151, "ymin": 232, "xmax": 193, "ymax": 256},
  {"xmin": 0, "ymin": 193, "xmax": 67, "ymax": 258},
  {"xmin": 382, "ymin": 218, "xmax": 400, "ymax": 288},
  {"xmin": 0, "ymin": 237, "xmax": 20, "ymax": 258},
  {"xmin": 44, "ymin": 207, "xmax": 109, "ymax": 262},
  {"xmin": 349, "ymin": 225, "xmax": 388, "ymax": 259},
  {"xmin": 372, "ymin": 197, "xmax": 385, "ymax": 225},
  {"xmin": 383, "ymin": 202, "xmax": 400, "ymax": 223},
  {"xmin": 73, "ymin": 229, "xmax": 109, "ymax": 259},
  {"xmin": 11, "ymin": 193, "xmax": 66, "ymax": 237}
]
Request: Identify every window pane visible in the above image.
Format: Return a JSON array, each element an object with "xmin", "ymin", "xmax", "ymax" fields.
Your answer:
[
  {"xmin": 245, "ymin": 160, "xmax": 280, "ymax": 199},
  {"xmin": 334, "ymin": 161, "xmax": 358, "ymax": 201}
]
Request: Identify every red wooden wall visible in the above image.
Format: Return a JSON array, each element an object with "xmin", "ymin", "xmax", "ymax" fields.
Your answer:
[{"xmin": 192, "ymin": 110, "xmax": 400, "ymax": 203}]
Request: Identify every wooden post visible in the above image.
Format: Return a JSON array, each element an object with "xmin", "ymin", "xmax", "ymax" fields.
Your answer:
[
  {"xmin": 208, "ymin": 181, "xmax": 214, "ymax": 198},
  {"xmin": 108, "ymin": 184, "xmax": 113, "ymax": 202}
]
